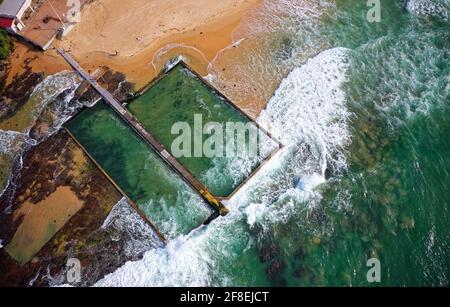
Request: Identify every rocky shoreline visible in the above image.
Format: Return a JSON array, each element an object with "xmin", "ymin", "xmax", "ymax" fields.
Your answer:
[{"xmin": 0, "ymin": 46, "xmax": 152, "ymax": 285}]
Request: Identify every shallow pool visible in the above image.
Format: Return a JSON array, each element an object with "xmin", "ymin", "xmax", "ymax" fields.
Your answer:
[
  {"xmin": 66, "ymin": 102, "xmax": 213, "ymax": 239},
  {"xmin": 129, "ymin": 63, "xmax": 278, "ymax": 198}
]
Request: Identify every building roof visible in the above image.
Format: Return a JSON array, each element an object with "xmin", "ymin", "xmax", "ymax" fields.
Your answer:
[
  {"xmin": 0, "ymin": 16, "xmax": 14, "ymax": 29},
  {"xmin": 0, "ymin": 0, "xmax": 30, "ymax": 18}
]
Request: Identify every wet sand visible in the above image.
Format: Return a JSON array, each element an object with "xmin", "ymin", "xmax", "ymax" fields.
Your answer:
[{"xmin": 206, "ymin": 0, "xmax": 322, "ymax": 116}]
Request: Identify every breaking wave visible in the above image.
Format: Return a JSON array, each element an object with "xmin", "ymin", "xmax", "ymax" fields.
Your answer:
[
  {"xmin": 94, "ymin": 47, "xmax": 352, "ymax": 286},
  {"xmin": 0, "ymin": 130, "xmax": 35, "ymax": 155},
  {"xmin": 100, "ymin": 197, "xmax": 164, "ymax": 257},
  {"xmin": 234, "ymin": 47, "xmax": 351, "ymax": 227},
  {"xmin": 259, "ymin": 47, "xmax": 351, "ymax": 174},
  {"xmin": 0, "ymin": 72, "xmax": 82, "ymax": 201},
  {"xmin": 406, "ymin": 0, "xmax": 450, "ymax": 21},
  {"xmin": 23, "ymin": 71, "xmax": 81, "ymax": 134},
  {"xmin": 0, "ymin": 130, "xmax": 36, "ymax": 201}
]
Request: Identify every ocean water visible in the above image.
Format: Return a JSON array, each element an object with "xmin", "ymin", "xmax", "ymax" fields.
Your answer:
[
  {"xmin": 0, "ymin": 130, "xmax": 35, "ymax": 202},
  {"xmin": 1, "ymin": 0, "xmax": 448, "ymax": 286},
  {"xmin": 94, "ymin": 0, "xmax": 449, "ymax": 286}
]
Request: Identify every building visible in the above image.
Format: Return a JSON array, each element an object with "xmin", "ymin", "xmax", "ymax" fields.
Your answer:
[
  {"xmin": 0, "ymin": 0, "xmax": 34, "ymax": 32},
  {"xmin": 0, "ymin": 0, "xmax": 86, "ymax": 51}
]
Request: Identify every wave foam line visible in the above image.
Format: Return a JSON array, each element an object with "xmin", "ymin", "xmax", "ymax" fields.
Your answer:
[
  {"xmin": 93, "ymin": 47, "xmax": 352, "ymax": 287},
  {"xmin": 406, "ymin": 0, "xmax": 450, "ymax": 21}
]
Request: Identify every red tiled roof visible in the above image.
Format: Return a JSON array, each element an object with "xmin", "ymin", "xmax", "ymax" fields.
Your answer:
[{"xmin": 0, "ymin": 17, "xmax": 14, "ymax": 29}]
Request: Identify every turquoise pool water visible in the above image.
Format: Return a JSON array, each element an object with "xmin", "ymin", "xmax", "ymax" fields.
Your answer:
[
  {"xmin": 66, "ymin": 102, "xmax": 213, "ymax": 239},
  {"xmin": 128, "ymin": 64, "xmax": 278, "ymax": 198}
]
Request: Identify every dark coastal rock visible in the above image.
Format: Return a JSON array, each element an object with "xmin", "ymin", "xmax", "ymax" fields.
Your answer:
[
  {"xmin": 259, "ymin": 244, "xmax": 278, "ymax": 263},
  {"xmin": 0, "ymin": 65, "xmax": 44, "ymax": 122},
  {"xmin": 0, "ymin": 131, "xmax": 134, "ymax": 287},
  {"xmin": 267, "ymin": 259, "xmax": 287, "ymax": 287},
  {"xmin": 324, "ymin": 167, "xmax": 332, "ymax": 180},
  {"xmin": 100, "ymin": 69, "xmax": 135, "ymax": 103},
  {"xmin": 0, "ymin": 43, "xmax": 151, "ymax": 286}
]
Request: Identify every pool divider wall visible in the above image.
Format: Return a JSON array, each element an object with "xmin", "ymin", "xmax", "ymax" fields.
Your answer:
[
  {"xmin": 64, "ymin": 101, "xmax": 226, "ymax": 233},
  {"xmin": 57, "ymin": 48, "xmax": 229, "ymax": 221},
  {"xmin": 131, "ymin": 59, "xmax": 285, "ymax": 201},
  {"xmin": 58, "ymin": 49, "xmax": 283, "ymax": 233}
]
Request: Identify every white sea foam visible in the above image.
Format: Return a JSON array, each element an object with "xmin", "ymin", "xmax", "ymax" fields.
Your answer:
[
  {"xmin": 349, "ymin": 29, "xmax": 449, "ymax": 128},
  {"xmin": 0, "ymin": 130, "xmax": 34, "ymax": 155},
  {"xmin": 24, "ymin": 71, "xmax": 81, "ymax": 134},
  {"xmin": 295, "ymin": 173, "xmax": 326, "ymax": 192},
  {"xmin": 0, "ymin": 130, "xmax": 36, "ymax": 199},
  {"xmin": 244, "ymin": 47, "xmax": 351, "ymax": 225},
  {"xmin": 39, "ymin": 85, "xmax": 82, "ymax": 141},
  {"xmin": 94, "ymin": 47, "xmax": 352, "ymax": 287},
  {"xmin": 245, "ymin": 203, "xmax": 266, "ymax": 226},
  {"xmin": 100, "ymin": 197, "xmax": 164, "ymax": 257},
  {"xmin": 259, "ymin": 47, "xmax": 351, "ymax": 174},
  {"xmin": 0, "ymin": 72, "xmax": 81, "ymax": 199},
  {"xmin": 406, "ymin": 0, "xmax": 450, "ymax": 21},
  {"xmin": 95, "ymin": 228, "xmax": 213, "ymax": 287}
]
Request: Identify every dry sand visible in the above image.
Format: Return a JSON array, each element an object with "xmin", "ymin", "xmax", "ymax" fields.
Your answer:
[{"xmin": 7, "ymin": 0, "xmax": 260, "ymax": 90}]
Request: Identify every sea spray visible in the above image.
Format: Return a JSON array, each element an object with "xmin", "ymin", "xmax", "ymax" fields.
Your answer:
[
  {"xmin": 258, "ymin": 47, "xmax": 351, "ymax": 175},
  {"xmin": 406, "ymin": 0, "xmax": 450, "ymax": 21},
  {"xmin": 0, "ymin": 130, "xmax": 36, "ymax": 202},
  {"xmin": 100, "ymin": 197, "xmax": 164, "ymax": 257},
  {"xmin": 0, "ymin": 72, "xmax": 82, "ymax": 203},
  {"xmin": 93, "ymin": 47, "xmax": 352, "ymax": 286},
  {"xmin": 206, "ymin": 0, "xmax": 326, "ymax": 116}
]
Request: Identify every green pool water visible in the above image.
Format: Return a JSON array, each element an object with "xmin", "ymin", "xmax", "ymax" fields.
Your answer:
[
  {"xmin": 128, "ymin": 64, "xmax": 277, "ymax": 198},
  {"xmin": 66, "ymin": 102, "xmax": 213, "ymax": 239}
]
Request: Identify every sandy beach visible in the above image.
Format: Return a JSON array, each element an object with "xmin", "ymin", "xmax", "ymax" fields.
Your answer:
[{"xmin": 6, "ymin": 0, "xmax": 260, "ymax": 91}]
